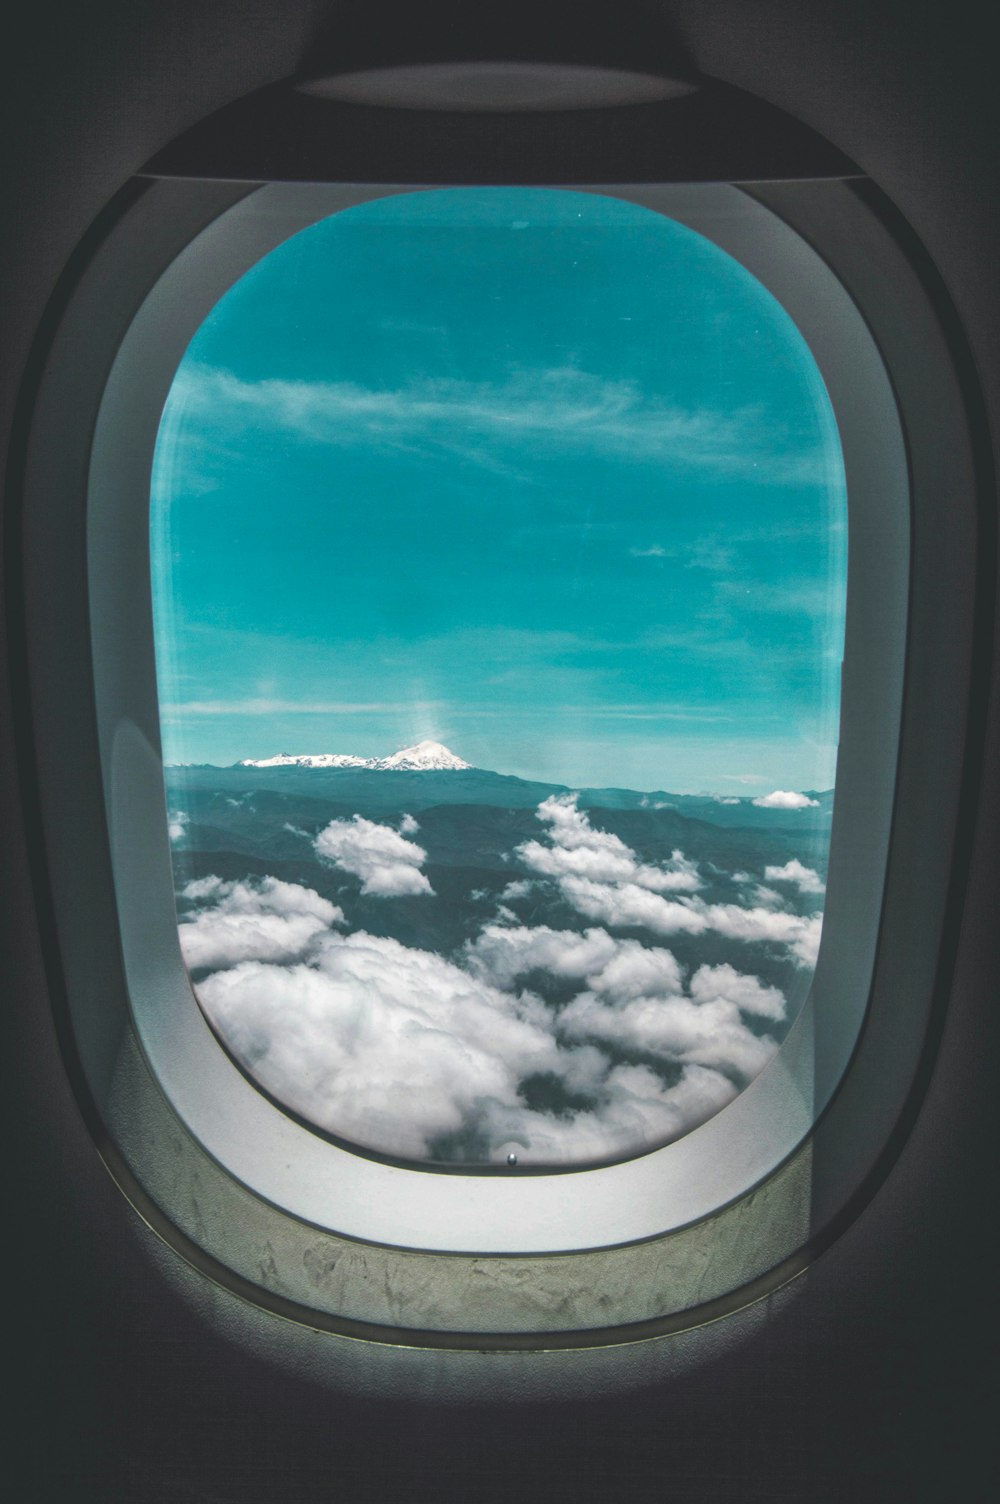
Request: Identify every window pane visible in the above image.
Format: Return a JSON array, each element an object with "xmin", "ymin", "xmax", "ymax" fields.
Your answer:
[{"xmin": 151, "ymin": 186, "xmax": 846, "ymax": 1168}]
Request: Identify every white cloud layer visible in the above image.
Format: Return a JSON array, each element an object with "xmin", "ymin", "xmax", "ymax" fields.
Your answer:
[
  {"xmin": 177, "ymin": 790, "xmax": 822, "ymax": 1163},
  {"xmin": 198, "ymin": 920, "xmax": 749, "ymax": 1162},
  {"xmin": 314, "ymin": 814, "xmax": 434, "ymax": 897},
  {"xmin": 195, "ymin": 928, "xmax": 599, "ymax": 1159},
  {"xmin": 184, "ymin": 893, "xmax": 793, "ymax": 1161}
]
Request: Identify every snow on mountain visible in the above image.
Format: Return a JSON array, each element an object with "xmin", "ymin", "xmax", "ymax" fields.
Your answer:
[
  {"xmin": 377, "ymin": 741, "xmax": 471, "ymax": 771},
  {"xmin": 239, "ymin": 740, "xmax": 471, "ymax": 772},
  {"xmin": 237, "ymin": 752, "xmax": 372, "ymax": 769}
]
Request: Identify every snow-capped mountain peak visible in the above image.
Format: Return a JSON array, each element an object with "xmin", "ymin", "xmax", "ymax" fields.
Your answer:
[
  {"xmin": 238, "ymin": 740, "xmax": 471, "ymax": 772},
  {"xmin": 378, "ymin": 740, "xmax": 471, "ymax": 771},
  {"xmin": 237, "ymin": 752, "xmax": 371, "ymax": 769}
]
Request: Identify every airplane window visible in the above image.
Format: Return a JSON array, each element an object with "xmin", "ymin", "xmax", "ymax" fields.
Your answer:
[
  {"xmin": 31, "ymin": 159, "xmax": 960, "ymax": 1310},
  {"xmin": 150, "ymin": 186, "xmax": 846, "ymax": 1169}
]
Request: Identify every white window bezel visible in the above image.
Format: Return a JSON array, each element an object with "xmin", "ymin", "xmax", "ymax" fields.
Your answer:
[{"xmin": 93, "ymin": 181, "xmax": 901, "ymax": 1253}]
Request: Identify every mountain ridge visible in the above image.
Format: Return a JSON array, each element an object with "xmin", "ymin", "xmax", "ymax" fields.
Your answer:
[
  {"xmin": 167, "ymin": 761, "xmax": 833, "ymax": 833},
  {"xmin": 239, "ymin": 739, "xmax": 472, "ymax": 772}
]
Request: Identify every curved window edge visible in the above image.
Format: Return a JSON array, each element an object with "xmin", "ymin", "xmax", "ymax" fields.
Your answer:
[{"xmin": 95, "ymin": 180, "xmax": 897, "ymax": 1251}]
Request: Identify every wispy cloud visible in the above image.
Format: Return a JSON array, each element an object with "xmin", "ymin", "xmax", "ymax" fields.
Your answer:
[
  {"xmin": 166, "ymin": 363, "xmax": 832, "ymax": 484},
  {"xmin": 569, "ymin": 707, "xmax": 730, "ymax": 723},
  {"xmin": 685, "ymin": 538, "xmax": 739, "ymax": 573},
  {"xmin": 161, "ymin": 698, "xmax": 446, "ymax": 717},
  {"xmin": 715, "ymin": 577, "xmax": 843, "ymax": 617},
  {"xmin": 161, "ymin": 694, "xmax": 729, "ymax": 725}
]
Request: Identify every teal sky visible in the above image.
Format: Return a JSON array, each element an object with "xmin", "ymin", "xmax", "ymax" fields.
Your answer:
[{"xmin": 151, "ymin": 186, "xmax": 846, "ymax": 793}]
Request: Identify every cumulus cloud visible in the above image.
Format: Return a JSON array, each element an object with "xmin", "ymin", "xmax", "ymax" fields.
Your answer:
[
  {"xmin": 588, "ymin": 941, "xmax": 687, "ymax": 1004},
  {"xmin": 473, "ymin": 924, "xmax": 785, "ymax": 1079},
  {"xmin": 483, "ymin": 1063, "xmax": 739, "ymax": 1161},
  {"xmin": 561, "ymin": 991, "xmax": 779, "ymax": 1080},
  {"xmin": 516, "ymin": 795, "xmax": 701, "ymax": 892},
  {"xmin": 698, "ymin": 903, "xmax": 823, "ymax": 968},
  {"xmin": 314, "ymin": 815, "xmax": 434, "ymax": 897},
  {"xmin": 558, "ymin": 959, "xmax": 785, "ymax": 1080},
  {"xmin": 764, "ymin": 858, "xmax": 826, "ymax": 895},
  {"xmin": 555, "ymin": 876, "xmax": 712, "ymax": 936},
  {"xmin": 465, "ymin": 924, "xmax": 685, "ymax": 1000},
  {"xmin": 168, "ymin": 809, "xmax": 189, "ymax": 842},
  {"xmin": 551, "ymin": 877, "xmax": 822, "ymax": 966},
  {"xmin": 689, "ymin": 962, "xmax": 786, "ymax": 1020},
  {"xmin": 178, "ymin": 876, "xmax": 343, "ymax": 972},
  {"xmin": 466, "ymin": 923, "xmax": 619, "ymax": 988},
  {"xmin": 398, "ymin": 812, "xmax": 419, "ymax": 835},
  {"xmin": 752, "ymin": 790, "xmax": 820, "ymax": 809}
]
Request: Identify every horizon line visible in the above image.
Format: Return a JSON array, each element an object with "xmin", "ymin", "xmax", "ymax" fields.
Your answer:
[{"xmin": 162, "ymin": 759, "xmax": 833, "ymax": 800}]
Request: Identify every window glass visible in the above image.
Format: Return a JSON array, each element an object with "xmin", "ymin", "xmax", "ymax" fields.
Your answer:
[{"xmin": 151, "ymin": 186, "xmax": 846, "ymax": 1168}]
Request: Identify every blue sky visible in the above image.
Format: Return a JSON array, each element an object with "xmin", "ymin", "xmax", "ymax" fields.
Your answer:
[{"xmin": 151, "ymin": 186, "xmax": 846, "ymax": 792}]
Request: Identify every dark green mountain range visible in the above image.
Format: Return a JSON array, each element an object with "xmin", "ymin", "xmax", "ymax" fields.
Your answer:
[{"xmin": 166, "ymin": 762, "xmax": 833, "ymax": 831}]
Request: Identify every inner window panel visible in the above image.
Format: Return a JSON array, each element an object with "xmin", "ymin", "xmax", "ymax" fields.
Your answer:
[{"xmin": 150, "ymin": 186, "xmax": 847, "ymax": 1168}]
